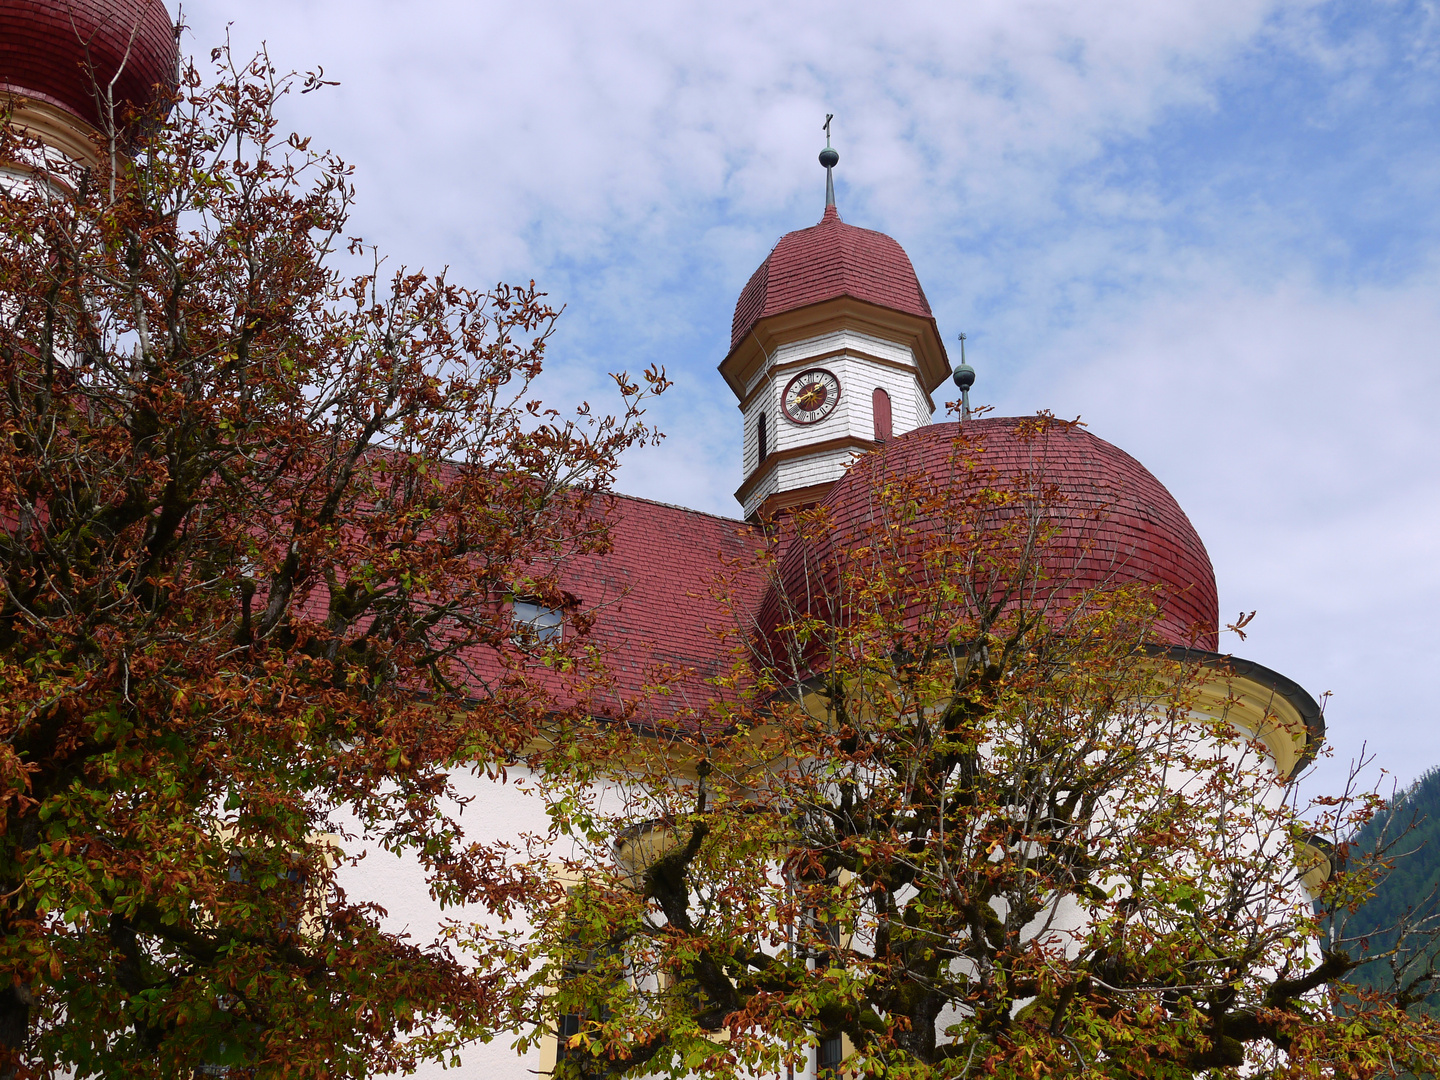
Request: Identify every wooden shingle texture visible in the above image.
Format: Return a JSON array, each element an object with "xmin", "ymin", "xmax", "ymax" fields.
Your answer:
[
  {"xmin": 0, "ymin": 0, "xmax": 176, "ymax": 130},
  {"xmin": 771, "ymin": 418, "xmax": 1220, "ymax": 653},
  {"xmin": 730, "ymin": 205, "xmax": 933, "ymax": 352}
]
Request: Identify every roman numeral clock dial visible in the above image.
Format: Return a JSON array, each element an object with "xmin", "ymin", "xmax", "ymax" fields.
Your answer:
[{"xmin": 781, "ymin": 368, "xmax": 841, "ymax": 425}]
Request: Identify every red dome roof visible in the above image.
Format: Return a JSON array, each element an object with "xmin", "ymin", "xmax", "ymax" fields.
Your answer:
[
  {"xmin": 0, "ymin": 0, "xmax": 177, "ymax": 132},
  {"xmin": 769, "ymin": 418, "xmax": 1219, "ymax": 653},
  {"xmin": 730, "ymin": 205, "xmax": 933, "ymax": 352}
]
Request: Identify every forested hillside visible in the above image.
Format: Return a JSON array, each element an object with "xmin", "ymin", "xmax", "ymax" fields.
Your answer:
[{"xmin": 1345, "ymin": 767, "xmax": 1440, "ymax": 1009}]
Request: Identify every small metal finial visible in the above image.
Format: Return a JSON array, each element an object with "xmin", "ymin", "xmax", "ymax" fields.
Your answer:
[
  {"xmin": 952, "ymin": 332, "xmax": 976, "ymax": 420},
  {"xmin": 819, "ymin": 114, "xmax": 838, "ymax": 209}
]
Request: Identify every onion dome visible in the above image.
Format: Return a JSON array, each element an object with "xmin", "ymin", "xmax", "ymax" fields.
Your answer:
[
  {"xmin": 0, "ymin": 0, "xmax": 178, "ymax": 133},
  {"xmin": 769, "ymin": 417, "xmax": 1219, "ymax": 652},
  {"xmin": 730, "ymin": 205, "xmax": 935, "ymax": 354}
]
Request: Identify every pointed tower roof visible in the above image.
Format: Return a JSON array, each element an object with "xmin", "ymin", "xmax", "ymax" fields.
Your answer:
[
  {"xmin": 729, "ymin": 206, "xmax": 935, "ymax": 353},
  {"xmin": 719, "ymin": 132, "xmax": 950, "ymax": 402}
]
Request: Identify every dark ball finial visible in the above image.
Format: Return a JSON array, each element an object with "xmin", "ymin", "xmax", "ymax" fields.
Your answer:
[
  {"xmin": 819, "ymin": 147, "xmax": 839, "ymax": 169},
  {"xmin": 952, "ymin": 364, "xmax": 975, "ymax": 390}
]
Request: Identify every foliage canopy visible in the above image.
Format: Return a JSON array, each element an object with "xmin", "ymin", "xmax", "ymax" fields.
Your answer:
[
  {"xmin": 0, "ymin": 48, "xmax": 663, "ymax": 1078},
  {"xmin": 1340, "ymin": 766, "xmax": 1440, "ymax": 1018},
  {"xmin": 503, "ymin": 420, "xmax": 1440, "ymax": 1080}
]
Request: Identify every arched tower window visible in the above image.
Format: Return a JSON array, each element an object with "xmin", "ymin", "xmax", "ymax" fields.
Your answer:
[
  {"xmin": 757, "ymin": 411, "xmax": 768, "ymax": 466},
  {"xmin": 872, "ymin": 387, "xmax": 892, "ymax": 442}
]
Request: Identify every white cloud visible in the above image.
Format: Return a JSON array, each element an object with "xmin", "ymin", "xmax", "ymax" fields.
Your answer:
[{"xmin": 182, "ymin": 0, "xmax": 1304, "ymax": 270}]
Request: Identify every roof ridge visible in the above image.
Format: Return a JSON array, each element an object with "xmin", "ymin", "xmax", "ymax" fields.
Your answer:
[{"xmin": 607, "ymin": 489, "xmax": 747, "ymax": 525}]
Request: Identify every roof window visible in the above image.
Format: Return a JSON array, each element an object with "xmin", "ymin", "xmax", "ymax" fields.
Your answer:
[{"xmin": 512, "ymin": 600, "xmax": 562, "ymax": 644}]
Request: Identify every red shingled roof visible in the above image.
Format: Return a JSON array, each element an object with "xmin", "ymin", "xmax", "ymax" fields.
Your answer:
[
  {"xmin": 282, "ymin": 483, "xmax": 763, "ymax": 724},
  {"xmin": 243, "ymin": 428, "xmax": 1217, "ymax": 724},
  {"xmin": 0, "ymin": 0, "xmax": 177, "ymax": 131},
  {"xmin": 768, "ymin": 418, "xmax": 1219, "ymax": 653},
  {"xmin": 560, "ymin": 494, "xmax": 762, "ymax": 718},
  {"xmin": 730, "ymin": 205, "xmax": 933, "ymax": 352}
]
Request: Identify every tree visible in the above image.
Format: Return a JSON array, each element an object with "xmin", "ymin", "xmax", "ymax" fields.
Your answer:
[
  {"xmin": 1335, "ymin": 767, "xmax": 1440, "ymax": 1020},
  {"xmin": 502, "ymin": 416, "xmax": 1440, "ymax": 1079},
  {"xmin": 0, "ymin": 46, "xmax": 664, "ymax": 1078}
]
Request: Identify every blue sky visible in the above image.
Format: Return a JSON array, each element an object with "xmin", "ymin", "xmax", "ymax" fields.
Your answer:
[{"xmin": 188, "ymin": 0, "xmax": 1440, "ymax": 799}]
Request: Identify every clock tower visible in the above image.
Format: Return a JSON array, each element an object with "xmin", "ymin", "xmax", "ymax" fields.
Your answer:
[{"xmin": 720, "ymin": 139, "xmax": 952, "ymax": 521}]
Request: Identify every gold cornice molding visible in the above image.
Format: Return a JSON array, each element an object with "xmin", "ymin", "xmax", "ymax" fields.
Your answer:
[
  {"xmin": 1, "ymin": 94, "xmax": 102, "ymax": 170},
  {"xmin": 734, "ymin": 346, "xmax": 937, "ymax": 414},
  {"xmin": 1189, "ymin": 668, "xmax": 1313, "ymax": 782},
  {"xmin": 719, "ymin": 297, "xmax": 951, "ymax": 402},
  {"xmin": 734, "ymin": 435, "xmax": 876, "ymax": 506},
  {"xmin": 1297, "ymin": 838, "xmax": 1333, "ymax": 894}
]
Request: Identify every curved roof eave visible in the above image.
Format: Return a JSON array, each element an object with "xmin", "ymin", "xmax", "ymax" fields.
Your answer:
[{"xmin": 1143, "ymin": 644, "xmax": 1325, "ymax": 780}]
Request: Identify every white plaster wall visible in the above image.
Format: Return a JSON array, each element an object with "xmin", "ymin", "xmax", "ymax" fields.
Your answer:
[
  {"xmin": 914, "ymin": 382, "xmax": 934, "ymax": 425},
  {"xmin": 333, "ymin": 765, "xmax": 570, "ymax": 1079},
  {"xmin": 741, "ymin": 329, "xmax": 915, "ymax": 399},
  {"xmin": 740, "ymin": 395, "xmax": 770, "ymax": 480},
  {"xmin": 924, "ymin": 709, "xmax": 1312, "ymax": 1055},
  {"xmin": 742, "ymin": 446, "xmax": 857, "ymax": 518},
  {"xmin": 0, "ymin": 133, "xmax": 83, "ymax": 199},
  {"xmin": 763, "ymin": 358, "xmax": 924, "ymax": 458},
  {"xmin": 339, "ymin": 767, "xmax": 840, "ymax": 1080},
  {"xmin": 332, "ymin": 700, "xmax": 1312, "ymax": 1079}
]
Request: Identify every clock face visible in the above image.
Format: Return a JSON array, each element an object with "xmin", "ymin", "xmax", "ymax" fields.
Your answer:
[{"xmin": 781, "ymin": 368, "xmax": 842, "ymax": 425}]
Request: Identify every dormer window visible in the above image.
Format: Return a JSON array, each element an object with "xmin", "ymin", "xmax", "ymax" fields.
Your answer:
[{"xmin": 512, "ymin": 600, "xmax": 562, "ymax": 644}]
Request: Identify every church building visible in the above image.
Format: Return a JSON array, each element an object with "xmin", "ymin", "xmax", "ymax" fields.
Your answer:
[
  {"xmin": 0, "ymin": 0, "xmax": 1323, "ymax": 749},
  {"xmin": 0, "ymin": 2, "xmax": 1331, "ymax": 1077}
]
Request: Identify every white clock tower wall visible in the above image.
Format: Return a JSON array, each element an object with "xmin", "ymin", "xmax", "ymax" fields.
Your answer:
[
  {"xmin": 914, "ymin": 380, "xmax": 934, "ymax": 426},
  {"xmin": 738, "ymin": 329, "xmax": 936, "ymax": 518}
]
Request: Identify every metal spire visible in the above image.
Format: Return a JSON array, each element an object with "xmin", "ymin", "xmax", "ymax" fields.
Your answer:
[
  {"xmin": 952, "ymin": 333, "xmax": 976, "ymax": 421},
  {"xmin": 820, "ymin": 114, "xmax": 838, "ymax": 210}
]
